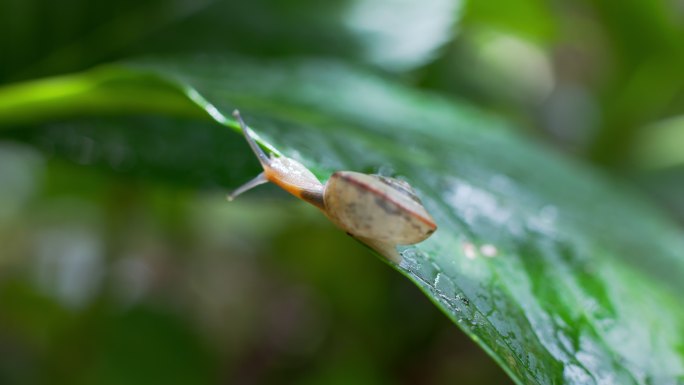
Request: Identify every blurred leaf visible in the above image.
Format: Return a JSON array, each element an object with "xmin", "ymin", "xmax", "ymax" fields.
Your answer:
[
  {"xmin": 632, "ymin": 115, "xmax": 684, "ymax": 170},
  {"xmin": 586, "ymin": 0, "xmax": 684, "ymax": 165},
  {"xmin": 2, "ymin": 55, "xmax": 684, "ymax": 384},
  {"xmin": 2, "ymin": 116, "xmax": 260, "ymax": 190},
  {"xmin": 0, "ymin": 0, "xmax": 360, "ymax": 82},
  {"xmin": 462, "ymin": 0, "xmax": 556, "ymax": 43},
  {"xmin": 344, "ymin": 0, "xmax": 463, "ymax": 72},
  {"xmin": 0, "ymin": 0, "xmax": 464, "ymax": 83}
]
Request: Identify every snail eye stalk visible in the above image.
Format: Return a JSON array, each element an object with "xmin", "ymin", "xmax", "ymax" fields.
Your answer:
[
  {"xmin": 233, "ymin": 110, "xmax": 270, "ymax": 167},
  {"xmin": 227, "ymin": 172, "xmax": 268, "ymax": 201}
]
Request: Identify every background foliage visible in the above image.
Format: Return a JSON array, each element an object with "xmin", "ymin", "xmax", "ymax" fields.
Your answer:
[{"xmin": 1, "ymin": 0, "xmax": 684, "ymax": 384}]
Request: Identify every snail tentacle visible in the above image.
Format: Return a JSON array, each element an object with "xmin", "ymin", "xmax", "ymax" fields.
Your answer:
[
  {"xmin": 227, "ymin": 172, "xmax": 268, "ymax": 201},
  {"xmin": 233, "ymin": 110, "xmax": 271, "ymax": 167}
]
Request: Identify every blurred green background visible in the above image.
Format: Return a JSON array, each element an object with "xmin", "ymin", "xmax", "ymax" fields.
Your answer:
[{"xmin": 1, "ymin": 0, "xmax": 684, "ymax": 384}]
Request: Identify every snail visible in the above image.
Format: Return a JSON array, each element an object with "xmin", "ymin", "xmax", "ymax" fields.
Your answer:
[{"xmin": 228, "ymin": 110, "xmax": 437, "ymax": 262}]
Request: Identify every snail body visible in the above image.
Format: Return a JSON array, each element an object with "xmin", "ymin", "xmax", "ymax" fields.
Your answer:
[{"xmin": 229, "ymin": 110, "xmax": 437, "ymax": 259}]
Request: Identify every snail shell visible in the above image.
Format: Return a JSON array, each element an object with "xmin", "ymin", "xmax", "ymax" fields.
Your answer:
[{"xmin": 324, "ymin": 171, "xmax": 436, "ymax": 244}]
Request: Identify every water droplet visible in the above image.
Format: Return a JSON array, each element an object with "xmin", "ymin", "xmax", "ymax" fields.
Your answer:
[
  {"xmin": 480, "ymin": 244, "xmax": 498, "ymax": 257},
  {"xmin": 434, "ymin": 272, "xmax": 456, "ymax": 297},
  {"xmin": 376, "ymin": 164, "xmax": 395, "ymax": 177},
  {"xmin": 444, "ymin": 179, "xmax": 513, "ymax": 227},
  {"xmin": 462, "ymin": 241, "xmax": 477, "ymax": 259}
]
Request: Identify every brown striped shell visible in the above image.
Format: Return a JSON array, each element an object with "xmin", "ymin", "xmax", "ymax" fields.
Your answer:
[{"xmin": 324, "ymin": 172, "xmax": 436, "ymax": 244}]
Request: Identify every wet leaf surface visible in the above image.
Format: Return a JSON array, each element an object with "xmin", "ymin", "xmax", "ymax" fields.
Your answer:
[{"xmin": 3, "ymin": 55, "xmax": 684, "ymax": 384}]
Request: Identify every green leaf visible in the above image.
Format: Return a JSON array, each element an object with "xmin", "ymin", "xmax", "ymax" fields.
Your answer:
[
  {"xmin": 2, "ymin": 55, "xmax": 684, "ymax": 384},
  {"xmin": 463, "ymin": 0, "xmax": 556, "ymax": 43}
]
